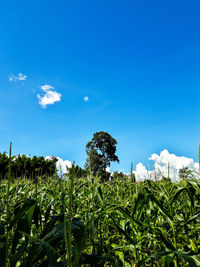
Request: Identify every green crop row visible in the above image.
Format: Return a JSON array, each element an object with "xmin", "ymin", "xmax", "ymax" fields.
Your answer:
[{"xmin": 0, "ymin": 172, "xmax": 200, "ymax": 266}]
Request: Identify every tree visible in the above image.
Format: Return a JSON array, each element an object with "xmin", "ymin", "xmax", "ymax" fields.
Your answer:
[
  {"xmin": 112, "ymin": 171, "xmax": 128, "ymax": 180},
  {"xmin": 85, "ymin": 131, "xmax": 119, "ymax": 179},
  {"xmin": 179, "ymin": 166, "xmax": 193, "ymax": 180},
  {"xmin": 66, "ymin": 163, "xmax": 88, "ymax": 179},
  {"xmin": 0, "ymin": 152, "xmax": 9, "ymax": 179},
  {"xmin": 0, "ymin": 152, "xmax": 57, "ymax": 180}
]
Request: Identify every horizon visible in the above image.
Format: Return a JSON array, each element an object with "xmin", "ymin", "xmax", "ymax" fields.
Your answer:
[
  {"xmin": 0, "ymin": 0, "xmax": 200, "ymax": 174},
  {"xmin": 1, "ymin": 145, "xmax": 199, "ymax": 182}
]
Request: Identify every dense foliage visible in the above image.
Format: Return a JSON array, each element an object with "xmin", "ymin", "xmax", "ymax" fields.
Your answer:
[
  {"xmin": 85, "ymin": 131, "xmax": 119, "ymax": 180},
  {"xmin": 0, "ymin": 172, "xmax": 200, "ymax": 266},
  {"xmin": 0, "ymin": 152, "xmax": 57, "ymax": 180},
  {"xmin": 67, "ymin": 163, "xmax": 88, "ymax": 179}
]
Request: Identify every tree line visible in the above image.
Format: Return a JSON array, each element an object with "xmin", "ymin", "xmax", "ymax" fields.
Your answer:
[
  {"xmin": 0, "ymin": 152, "xmax": 57, "ymax": 180},
  {"xmin": 0, "ymin": 131, "xmax": 130, "ymax": 182}
]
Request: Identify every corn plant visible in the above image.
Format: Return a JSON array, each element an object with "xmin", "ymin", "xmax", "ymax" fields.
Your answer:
[{"xmin": 0, "ymin": 162, "xmax": 200, "ymax": 266}]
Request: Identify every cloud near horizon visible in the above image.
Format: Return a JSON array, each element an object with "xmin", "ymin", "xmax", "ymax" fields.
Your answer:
[
  {"xmin": 9, "ymin": 73, "xmax": 27, "ymax": 82},
  {"xmin": 37, "ymin": 84, "xmax": 62, "ymax": 108},
  {"xmin": 134, "ymin": 149, "xmax": 199, "ymax": 181},
  {"xmin": 47, "ymin": 150, "xmax": 199, "ymax": 181},
  {"xmin": 45, "ymin": 156, "xmax": 73, "ymax": 174}
]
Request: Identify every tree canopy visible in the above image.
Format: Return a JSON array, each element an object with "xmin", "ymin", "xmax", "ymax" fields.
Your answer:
[{"xmin": 85, "ymin": 131, "xmax": 119, "ymax": 178}]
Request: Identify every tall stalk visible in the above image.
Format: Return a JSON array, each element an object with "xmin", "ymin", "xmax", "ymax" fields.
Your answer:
[
  {"xmin": 61, "ymin": 165, "xmax": 73, "ymax": 266},
  {"xmin": 130, "ymin": 162, "xmax": 135, "ymax": 197},
  {"xmin": 67, "ymin": 169, "xmax": 74, "ymax": 266},
  {"xmin": 199, "ymin": 141, "xmax": 200, "ymax": 174},
  {"xmin": 88, "ymin": 158, "xmax": 96, "ymax": 256},
  {"xmin": 5, "ymin": 142, "xmax": 12, "ymax": 267},
  {"xmin": 167, "ymin": 162, "xmax": 170, "ymax": 180}
]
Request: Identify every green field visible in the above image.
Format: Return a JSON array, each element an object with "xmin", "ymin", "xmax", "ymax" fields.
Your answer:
[{"xmin": 0, "ymin": 173, "xmax": 200, "ymax": 266}]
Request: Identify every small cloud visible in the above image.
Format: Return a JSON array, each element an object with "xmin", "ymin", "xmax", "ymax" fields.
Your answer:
[
  {"xmin": 40, "ymin": 84, "xmax": 54, "ymax": 92},
  {"xmin": 9, "ymin": 73, "xmax": 27, "ymax": 82},
  {"xmin": 83, "ymin": 96, "xmax": 89, "ymax": 102},
  {"xmin": 37, "ymin": 84, "xmax": 62, "ymax": 108}
]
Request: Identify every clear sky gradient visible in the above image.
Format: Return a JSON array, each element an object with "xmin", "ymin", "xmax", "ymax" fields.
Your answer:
[{"xmin": 0, "ymin": 0, "xmax": 200, "ymax": 172}]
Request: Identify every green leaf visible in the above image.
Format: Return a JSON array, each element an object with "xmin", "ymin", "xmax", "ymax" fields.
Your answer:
[
  {"xmin": 9, "ymin": 198, "xmax": 36, "ymax": 230},
  {"xmin": 44, "ymin": 201, "xmax": 53, "ymax": 226},
  {"xmin": 27, "ymin": 204, "xmax": 36, "ymax": 230},
  {"xmin": 174, "ymin": 251, "xmax": 198, "ymax": 267},
  {"xmin": 177, "ymin": 212, "xmax": 200, "ymax": 232},
  {"xmin": 137, "ymin": 250, "xmax": 198, "ymax": 267},
  {"xmin": 145, "ymin": 187, "xmax": 173, "ymax": 222},
  {"xmin": 170, "ymin": 187, "xmax": 186, "ymax": 204},
  {"xmin": 110, "ymin": 216, "xmax": 135, "ymax": 245},
  {"xmin": 38, "ymin": 241, "xmax": 58, "ymax": 267},
  {"xmin": 154, "ymin": 228, "xmax": 175, "ymax": 250},
  {"xmin": 97, "ymin": 186, "xmax": 104, "ymax": 201}
]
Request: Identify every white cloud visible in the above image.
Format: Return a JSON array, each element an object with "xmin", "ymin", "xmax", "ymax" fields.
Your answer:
[
  {"xmin": 45, "ymin": 156, "xmax": 73, "ymax": 175},
  {"xmin": 37, "ymin": 84, "xmax": 62, "ymax": 108},
  {"xmin": 40, "ymin": 84, "xmax": 54, "ymax": 92},
  {"xmin": 134, "ymin": 162, "xmax": 151, "ymax": 181},
  {"xmin": 134, "ymin": 149, "xmax": 198, "ymax": 182},
  {"xmin": 83, "ymin": 96, "xmax": 89, "ymax": 102},
  {"xmin": 9, "ymin": 73, "xmax": 27, "ymax": 82},
  {"xmin": 46, "ymin": 150, "xmax": 199, "ymax": 182}
]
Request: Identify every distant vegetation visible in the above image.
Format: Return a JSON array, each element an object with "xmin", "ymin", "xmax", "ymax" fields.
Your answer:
[
  {"xmin": 0, "ymin": 152, "xmax": 57, "ymax": 180},
  {"xmin": 0, "ymin": 131, "xmax": 120, "ymax": 182}
]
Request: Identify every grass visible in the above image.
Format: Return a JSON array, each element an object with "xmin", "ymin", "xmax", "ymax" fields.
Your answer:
[{"xmin": 0, "ymin": 172, "xmax": 200, "ymax": 266}]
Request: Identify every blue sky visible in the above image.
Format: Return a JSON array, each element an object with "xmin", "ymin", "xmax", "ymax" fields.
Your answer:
[{"xmin": 0, "ymin": 0, "xmax": 200, "ymax": 172}]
